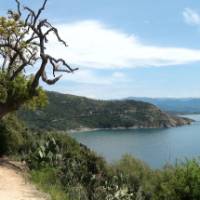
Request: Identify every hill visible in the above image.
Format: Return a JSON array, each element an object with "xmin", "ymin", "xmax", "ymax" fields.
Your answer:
[
  {"xmin": 128, "ymin": 97, "xmax": 200, "ymax": 114},
  {"xmin": 18, "ymin": 92, "xmax": 192, "ymax": 131}
]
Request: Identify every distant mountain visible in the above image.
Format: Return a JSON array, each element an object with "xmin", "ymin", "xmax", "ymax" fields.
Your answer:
[
  {"xmin": 18, "ymin": 92, "xmax": 192, "ymax": 131},
  {"xmin": 127, "ymin": 97, "xmax": 200, "ymax": 114}
]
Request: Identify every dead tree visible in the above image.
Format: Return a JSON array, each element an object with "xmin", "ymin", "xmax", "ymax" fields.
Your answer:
[{"xmin": 0, "ymin": 0, "xmax": 78, "ymax": 118}]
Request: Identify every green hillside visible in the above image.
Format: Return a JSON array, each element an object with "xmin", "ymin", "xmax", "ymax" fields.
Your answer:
[{"xmin": 18, "ymin": 91, "xmax": 192, "ymax": 131}]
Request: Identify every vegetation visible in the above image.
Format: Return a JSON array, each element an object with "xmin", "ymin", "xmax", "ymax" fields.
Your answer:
[
  {"xmin": 0, "ymin": 0, "xmax": 77, "ymax": 119},
  {"xmin": 19, "ymin": 91, "xmax": 192, "ymax": 131},
  {"xmin": 1, "ymin": 114, "xmax": 200, "ymax": 200},
  {"xmin": 30, "ymin": 168, "xmax": 69, "ymax": 200},
  {"xmin": 0, "ymin": 114, "xmax": 27, "ymax": 155}
]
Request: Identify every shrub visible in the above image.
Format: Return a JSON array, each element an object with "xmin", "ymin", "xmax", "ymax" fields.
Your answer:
[
  {"xmin": 30, "ymin": 167, "xmax": 69, "ymax": 200},
  {"xmin": 23, "ymin": 133, "xmax": 63, "ymax": 169},
  {"xmin": 153, "ymin": 159, "xmax": 200, "ymax": 200},
  {"xmin": 0, "ymin": 114, "xmax": 27, "ymax": 155}
]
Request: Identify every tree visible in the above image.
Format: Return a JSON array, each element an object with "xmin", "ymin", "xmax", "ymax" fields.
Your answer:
[{"xmin": 0, "ymin": 0, "xmax": 78, "ymax": 119}]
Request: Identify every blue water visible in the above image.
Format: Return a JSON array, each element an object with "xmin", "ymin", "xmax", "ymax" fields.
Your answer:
[{"xmin": 71, "ymin": 115, "xmax": 200, "ymax": 168}]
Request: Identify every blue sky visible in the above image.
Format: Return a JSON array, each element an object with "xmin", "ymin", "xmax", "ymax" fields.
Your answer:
[{"xmin": 2, "ymin": 0, "xmax": 200, "ymax": 99}]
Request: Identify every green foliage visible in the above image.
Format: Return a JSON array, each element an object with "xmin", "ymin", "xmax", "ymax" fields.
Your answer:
[
  {"xmin": 0, "ymin": 15, "xmax": 40, "ymax": 111},
  {"xmin": 0, "ymin": 72, "xmax": 29, "ymax": 104},
  {"xmin": 109, "ymin": 155, "xmax": 154, "ymax": 199},
  {"xmin": 60, "ymin": 143, "xmax": 108, "ymax": 199},
  {"xmin": 0, "ymin": 114, "xmax": 27, "ymax": 155},
  {"xmin": 0, "ymin": 72, "xmax": 48, "ymax": 110},
  {"xmin": 30, "ymin": 168, "xmax": 69, "ymax": 200},
  {"xmin": 0, "ymin": 16, "xmax": 23, "ymax": 38},
  {"xmin": 24, "ymin": 133, "xmax": 63, "ymax": 169},
  {"xmin": 153, "ymin": 160, "xmax": 200, "ymax": 200},
  {"xmin": 26, "ymin": 87, "xmax": 48, "ymax": 110}
]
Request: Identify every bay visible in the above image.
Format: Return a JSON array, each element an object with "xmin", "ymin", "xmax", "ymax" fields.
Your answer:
[{"xmin": 71, "ymin": 114, "xmax": 200, "ymax": 168}]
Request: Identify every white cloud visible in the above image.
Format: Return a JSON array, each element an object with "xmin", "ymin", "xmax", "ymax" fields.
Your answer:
[
  {"xmin": 60, "ymin": 70, "xmax": 111, "ymax": 85},
  {"xmin": 46, "ymin": 20, "xmax": 200, "ymax": 70},
  {"xmin": 112, "ymin": 72, "xmax": 126, "ymax": 79},
  {"xmin": 183, "ymin": 8, "xmax": 200, "ymax": 26},
  {"xmin": 57, "ymin": 69, "xmax": 128, "ymax": 85}
]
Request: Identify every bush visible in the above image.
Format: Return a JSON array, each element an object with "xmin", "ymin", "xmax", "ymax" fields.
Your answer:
[
  {"xmin": 153, "ymin": 159, "xmax": 200, "ymax": 200},
  {"xmin": 0, "ymin": 114, "xmax": 27, "ymax": 155},
  {"xmin": 108, "ymin": 155, "xmax": 154, "ymax": 199},
  {"xmin": 23, "ymin": 132, "xmax": 63, "ymax": 169},
  {"xmin": 60, "ymin": 143, "xmax": 108, "ymax": 199},
  {"xmin": 30, "ymin": 167, "xmax": 69, "ymax": 200}
]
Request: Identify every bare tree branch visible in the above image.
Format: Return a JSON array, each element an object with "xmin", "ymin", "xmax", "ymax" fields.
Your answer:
[
  {"xmin": 0, "ymin": 0, "xmax": 78, "ymax": 92},
  {"xmin": 41, "ymin": 70, "xmax": 62, "ymax": 85},
  {"xmin": 15, "ymin": 0, "xmax": 22, "ymax": 17},
  {"xmin": 34, "ymin": 0, "xmax": 48, "ymax": 25}
]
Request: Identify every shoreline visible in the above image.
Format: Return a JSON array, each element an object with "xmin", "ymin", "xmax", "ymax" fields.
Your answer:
[{"xmin": 68, "ymin": 122, "xmax": 194, "ymax": 134}]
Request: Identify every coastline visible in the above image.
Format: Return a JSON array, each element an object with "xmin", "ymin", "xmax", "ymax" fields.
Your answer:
[{"xmin": 68, "ymin": 121, "xmax": 194, "ymax": 134}]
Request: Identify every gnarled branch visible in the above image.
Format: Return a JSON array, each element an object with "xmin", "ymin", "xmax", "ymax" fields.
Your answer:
[{"xmin": 0, "ymin": 0, "xmax": 78, "ymax": 93}]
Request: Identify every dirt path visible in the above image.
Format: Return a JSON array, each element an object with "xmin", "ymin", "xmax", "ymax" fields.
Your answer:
[{"xmin": 0, "ymin": 158, "xmax": 49, "ymax": 200}]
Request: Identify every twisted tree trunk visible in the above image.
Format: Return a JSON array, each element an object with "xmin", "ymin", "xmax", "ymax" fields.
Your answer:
[
  {"xmin": 0, "ymin": 105, "xmax": 8, "ymax": 119},
  {"xmin": 0, "ymin": 104, "xmax": 16, "ymax": 119}
]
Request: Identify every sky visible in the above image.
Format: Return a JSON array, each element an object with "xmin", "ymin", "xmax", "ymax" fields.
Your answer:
[{"xmin": 1, "ymin": 0, "xmax": 200, "ymax": 99}]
